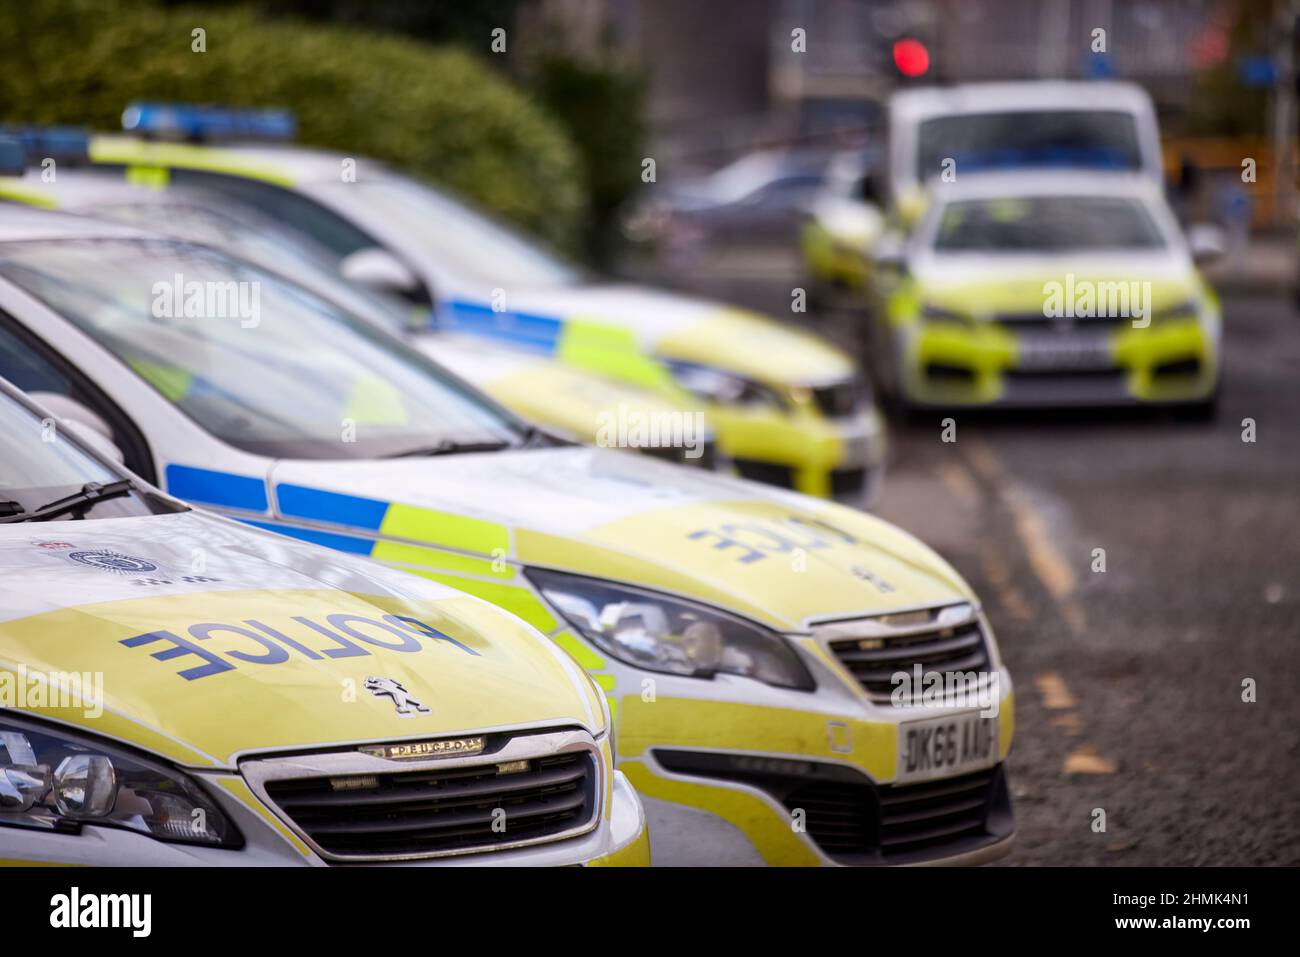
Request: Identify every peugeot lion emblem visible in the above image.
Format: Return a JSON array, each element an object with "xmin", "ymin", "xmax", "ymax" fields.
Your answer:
[{"xmin": 364, "ymin": 676, "xmax": 431, "ymax": 717}]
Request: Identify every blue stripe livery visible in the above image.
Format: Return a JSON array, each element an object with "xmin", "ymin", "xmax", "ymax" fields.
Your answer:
[
  {"xmin": 439, "ymin": 298, "xmax": 562, "ymax": 354},
  {"xmin": 243, "ymin": 520, "xmax": 376, "ymax": 555},
  {"xmin": 165, "ymin": 464, "xmax": 268, "ymax": 512},
  {"xmin": 276, "ymin": 484, "xmax": 388, "ymax": 530}
]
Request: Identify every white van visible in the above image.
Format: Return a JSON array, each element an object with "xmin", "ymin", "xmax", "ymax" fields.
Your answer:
[{"xmin": 887, "ymin": 81, "xmax": 1164, "ymax": 211}]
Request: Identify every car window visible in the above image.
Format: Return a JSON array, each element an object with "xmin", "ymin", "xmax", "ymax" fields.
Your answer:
[
  {"xmin": 931, "ymin": 195, "xmax": 1166, "ymax": 252},
  {"xmin": 329, "ymin": 176, "xmax": 584, "ymax": 288},
  {"xmin": 0, "ymin": 317, "xmax": 155, "ymax": 479},
  {"xmin": 917, "ymin": 110, "xmax": 1142, "ymax": 181},
  {"xmin": 167, "ymin": 169, "xmax": 379, "ymax": 261},
  {"xmin": 0, "ymin": 238, "xmax": 525, "ymax": 460},
  {"xmin": 0, "ymin": 388, "xmax": 165, "ymax": 520},
  {"xmin": 88, "ymin": 199, "xmax": 417, "ymax": 335}
]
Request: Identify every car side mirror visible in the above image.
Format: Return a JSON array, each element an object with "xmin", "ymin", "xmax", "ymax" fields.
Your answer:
[
  {"xmin": 28, "ymin": 392, "xmax": 125, "ymax": 465},
  {"xmin": 1186, "ymin": 224, "xmax": 1225, "ymax": 265},
  {"xmin": 340, "ymin": 247, "xmax": 421, "ymax": 296}
]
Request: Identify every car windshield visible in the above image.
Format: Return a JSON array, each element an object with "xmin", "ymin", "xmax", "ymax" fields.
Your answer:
[
  {"xmin": 0, "ymin": 238, "xmax": 524, "ymax": 459},
  {"xmin": 0, "ymin": 389, "xmax": 161, "ymax": 520},
  {"xmin": 89, "ymin": 197, "xmax": 419, "ymax": 335},
  {"xmin": 331, "ymin": 175, "xmax": 583, "ymax": 288},
  {"xmin": 917, "ymin": 110, "xmax": 1142, "ymax": 181},
  {"xmin": 931, "ymin": 195, "xmax": 1166, "ymax": 252}
]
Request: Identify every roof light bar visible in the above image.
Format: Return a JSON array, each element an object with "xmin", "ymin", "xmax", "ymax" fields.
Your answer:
[
  {"xmin": 0, "ymin": 125, "xmax": 90, "ymax": 165},
  {"xmin": 121, "ymin": 102, "xmax": 297, "ymax": 142},
  {"xmin": 0, "ymin": 136, "xmax": 25, "ymax": 176}
]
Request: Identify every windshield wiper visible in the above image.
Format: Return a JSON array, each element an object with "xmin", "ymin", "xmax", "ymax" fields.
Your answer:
[
  {"xmin": 387, "ymin": 438, "xmax": 513, "ymax": 458},
  {"xmin": 386, "ymin": 425, "xmax": 558, "ymax": 458},
  {"xmin": 0, "ymin": 479, "xmax": 135, "ymax": 524}
]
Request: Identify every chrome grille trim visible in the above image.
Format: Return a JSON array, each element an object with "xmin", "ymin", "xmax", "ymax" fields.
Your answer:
[
  {"xmin": 814, "ymin": 604, "xmax": 999, "ymax": 706},
  {"xmin": 240, "ymin": 728, "xmax": 602, "ymax": 863}
]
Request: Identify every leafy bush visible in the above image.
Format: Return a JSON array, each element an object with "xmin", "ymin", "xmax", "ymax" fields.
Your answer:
[
  {"xmin": 531, "ymin": 54, "xmax": 648, "ymax": 266},
  {"xmin": 0, "ymin": 0, "xmax": 584, "ymax": 247}
]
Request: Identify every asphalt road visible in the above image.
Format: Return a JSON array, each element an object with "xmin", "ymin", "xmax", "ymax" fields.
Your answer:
[{"xmin": 644, "ymin": 242, "xmax": 1300, "ymax": 865}]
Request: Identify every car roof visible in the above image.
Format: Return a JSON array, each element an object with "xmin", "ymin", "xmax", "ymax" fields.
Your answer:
[
  {"xmin": 0, "ymin": 168, "xmax": 165, "ymax": 209},
  {"xmin": 926, "ymin": 169, "xmax": 1164, "ymax": 203},
  {"xmin": 0, "ymin": 203, "xmax": 157, "ymax": 243},
  {"xmin": 92, "ymin": 134, "xmax": 362, "ymax": 185},
  {"xmin": 890, "ymin": 80, "xmax": 1154, "ymax": 121}
]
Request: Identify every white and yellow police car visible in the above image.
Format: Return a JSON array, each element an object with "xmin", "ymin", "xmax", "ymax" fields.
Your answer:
[
  {"xmin": 0, "ymin": 378, "xmax": 646, "ymax": 866},
  {"xmin": 0, "ymin": 209, "xmax": 1014, "ymax": 865},
  {"xmin": 870, "ymin": 171, "xmax": 1222, "ymax": 413},
  {"xmin": 88, "ymin": 105, "xmax": 886, "ymax": 501},
  {"xmin": 0, "ymin": 161, "xmax": 719, "ymax": 467}
]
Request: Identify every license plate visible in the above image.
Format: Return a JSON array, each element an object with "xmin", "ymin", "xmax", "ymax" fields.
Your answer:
[
  {"xmin": 1016, "ymin": 334, "xmax": 1112, "ymax": 371},
  {"xmin": 897, "ymin": 712, "xmax": 999, "ymax": 784}
]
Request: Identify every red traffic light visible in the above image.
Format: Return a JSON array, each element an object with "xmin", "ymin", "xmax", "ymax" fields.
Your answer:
[{"xmin": 893, "ymin": 37, "xmax": 930, "ymax": 77}]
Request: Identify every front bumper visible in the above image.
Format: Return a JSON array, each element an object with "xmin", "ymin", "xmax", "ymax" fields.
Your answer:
[
  {"xmin": 718, "ymin": 403, "xmax": 888, "ymax": 502},
  {"xmin": 599, "ymin": 609, "xmax": 1017, "ymax": 867},
  {"xmin": 898, "ymin": 319, "xmax": 1218, "ymax": 408},
  {"xmin": 0, "ymin": 744, "xmax": 648, "ymax": 868}
]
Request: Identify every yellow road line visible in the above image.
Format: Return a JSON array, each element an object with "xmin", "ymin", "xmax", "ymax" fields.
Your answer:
[
  {"xmin": 936, "ymin": 460, "xmax": 982, "ymax": 510},
  {"xmin": 964, "ymin": 438, "xmax": 1087, "ymax": 635},
  {"xmin": 980, "ymin": 546, "xmax": 1033, "ymax": 622}
]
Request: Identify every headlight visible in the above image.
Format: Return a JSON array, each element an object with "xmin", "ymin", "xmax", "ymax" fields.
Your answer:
[
  {"xmin": 663, "ymin": 360, "xmax": 786, "ymax": 410},
  {"xmin": 1152, "ymin": 299, "xmax": 1199, "ymax": 324},
  {"xmin": 527, "ymin": 569, "xmax": 814, "ymax": 690},
  {"xmin": 920, "ymin": 303, "xmax": 974, "ymax": 327},
  {"xmin": 0, "ymin": 715, "xmax": 239, "ymax": 847}
]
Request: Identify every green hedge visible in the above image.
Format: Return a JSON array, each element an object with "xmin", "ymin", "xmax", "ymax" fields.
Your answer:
[{"xmin": 0, "ymin": 0, "xmax": 584, "ymax": 248}]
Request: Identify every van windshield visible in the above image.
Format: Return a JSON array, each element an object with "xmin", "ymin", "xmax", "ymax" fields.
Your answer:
[{"xmin": 917, "ymin": 110, "xmax": 1142, "ymax": 181}]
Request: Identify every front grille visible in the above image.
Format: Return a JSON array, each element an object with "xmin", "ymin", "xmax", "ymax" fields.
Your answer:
[
  {"xmin": 823, "ymin": 605, "xmax": 992, "ymax": 705},
  {"xmin": 789, "ymin": 767, "xmax": 1006, "ymax": 862},
  {"xmin": 999, "ymin": 368, "xmax": 1127, "ymax": 405},
  {"xmin": 734, "ymin": 457, "xmax": 795, "ymax": 488},
  {"xmin": 876, "ymin": 766, "xmax": 1001, "ymax": 856},
  {"xmin": 810, "ymin": 379, "xmax": 861, "ymax": 418},
  {"xmin": 254, "ymin": 741, "xmax": 598, "ymax": 861},
  {"xmin": 655, "ymin": 749, "xmax": 1012, "ymax": 865},
  {"xmin": 994, "ymin": 312, "xmax": 1132, "ymax": 329}
]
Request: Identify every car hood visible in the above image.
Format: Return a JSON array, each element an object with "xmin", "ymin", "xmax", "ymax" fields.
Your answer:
[
  {"xmin": 0, "ymin": 511, "xmax": 601, "ymax": 768},
  {"xmin": 269, "ymin": 447, "xmax": 971, "ymax": 632},
  {"xmin": 911, "ymin": 252, "xmax": 1200, "ymax": 316},
  {"xmin": 413, "ymin": 332, "xmax": 713, "ymax": 445},
  {"xmin": 445, "ymin": 283, "xmax": 856, "ymax": 387}
]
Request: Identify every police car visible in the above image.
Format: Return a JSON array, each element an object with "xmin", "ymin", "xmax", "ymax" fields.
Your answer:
[
  {"xmin": 0, "ymin": 378, "xmax": 647, "ymax": 866},
  {"xmin": 0, "ymin": 156, "xmax": 717, "ymax": 466},
  {"xmin": 870, "ymin": 171, "xmax": 1222, "ymax": 414},
  {"xmin": 87, "ymin": 104, "xmax": 885, "ymax": 502},
  {"xmin": 0, "ymin": 208, "xmax": 1013, "ymax": 865},
  {"xmin": 800, "ymin": 149, "xmax": 887, "ymax": 302}
]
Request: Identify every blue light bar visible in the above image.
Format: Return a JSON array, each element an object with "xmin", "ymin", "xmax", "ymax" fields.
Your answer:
[
  {"xmin": 0, "ymin": 136, "xmax": 25, "ymax": 176},
  {"xmin": 0, "ymin": 125, "xmax": 90, "ymax": 164},
  {"xmin": 121, "ymin": 102, "xmax": 297, "ymax": 142}
]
